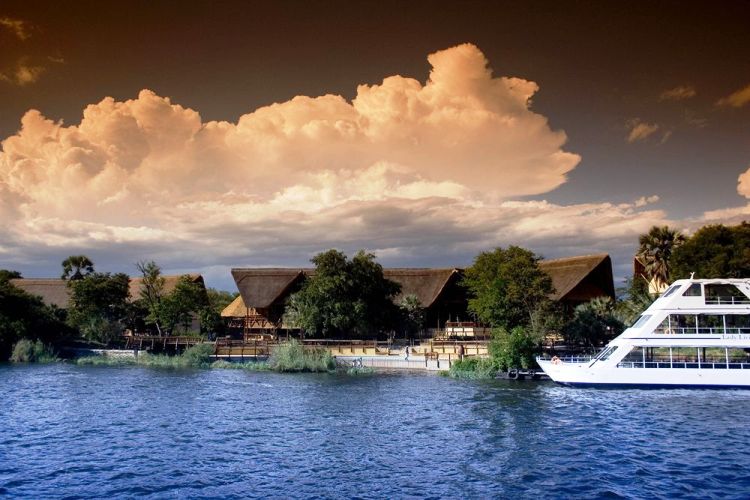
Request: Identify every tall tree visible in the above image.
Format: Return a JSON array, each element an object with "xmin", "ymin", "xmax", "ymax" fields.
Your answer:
[
  {"xmin": 636, "ymin": 225, "xmax": 685, "ymax": 291},
  {"xmin": 462, "ymin": 246, "xmax": 555, "ymax": 331},
  {"xmin": 61, "ymin": 255, "xmax": 95, "ymax": 280},
  {"xmin": 285, "ymin": 249, "xmax": 401, "ymax": 337},
  {"xmin": 136, "ymin": 261, "xmax": 166, "ymax": 335},
  {"xmin": 67, "ymin": 272, "xmax": 130, "ymax": 344}
]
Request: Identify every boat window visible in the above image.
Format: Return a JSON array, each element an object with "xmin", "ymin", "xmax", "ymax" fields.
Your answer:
[
  {"xmin": 725, "ymin": 315, "xmax": 750, "ymax": 334},
  {"xmin": 727, "ymin": 348, "xmax": 750, "ymax": 363},
  {"xmin": 595, "ymin": 345, "xmax": 618, "ymax": 361},
  {"xmin": 631, "ymin": 315, "xmax": 651, "ymax": 328},
  {"xmin": 662, "ymin": 285, "xmax": 680, "ymax": 298},
  {"xmin": 705, "ymin": 284, "xmax": 750, "ymax": 305},
  {"xmin": 620, "ymin": 346, "xmax": 644, "ymax": 363},
  {"xmin": 667, "ymin": 314, "xmax": 698, "ymax": 334},
  {"xmin": 697, "ymin": 314, "xmax": 724, "ymax": 334},
  {"xmin": 682, "ymin": 283, "xmax": 702, "ymax": 296}
]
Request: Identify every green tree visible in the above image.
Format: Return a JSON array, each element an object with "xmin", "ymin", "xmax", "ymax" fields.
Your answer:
[
  {"xmin": 671, "ymin": 222, "xmax": 750, "ymax": 279},
  {"xmin": 67, "ymin": 272, "xmax": 131, "ymax": 344},
  {"xmin": 489, "ymin": 326, "xmax": 538, "ymax": 370},
  {"xmin": 562, "ymin": 297, "xmax": 624, "ymax": 349},
  {"xmin": 637, "ymin": 225, "xmax": 685, "ymax": 290},
  {"xmin": 136, "ymin": 260, "xmax": 166, "ymax": 335},
  {"xmin": 462, "ymin": 246, "xmax": 555, "ymax": 330},
  {"xmin": 0, "ymin": 276, "xmax": 69, "ymax": 360},
  {"xmin": 285, "ymin": 249, "xmax": 401, "ymax": 337},
  {"xmin": 159, "ymin": 275, "xmax": 209, "ymax": 335},
  {"xmin": 206, "ymin": 288, "xmax": 238, "ymax": 314},
  {"xmin": 61, "ymin": 255, "xmax": 95, "ymax": 280},
  {"xmin": 399, "ymin": 294, "xmax": 425, "ymax": 338},
  {"xmin": 0, "ymin": 269, "xmax": 22, "ymax": 281}
]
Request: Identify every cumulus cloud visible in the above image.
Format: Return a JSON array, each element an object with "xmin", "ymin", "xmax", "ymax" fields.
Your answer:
[
  {"xmin": 0, "ymin": 43, "xmax": 673, "ymax": 284},
  {"xmin": 626, "ymin": 119, "xmax": 660, "ymax": 143},
  {"xmin": 737, "ymin": 166, "xmax": 750, "ymax": 198},
  {"xmin": 717, "ymin": 84, "xmax": 750, "ymax": 108},
  {"xmin": 659, "ymin": 85, "xmax": 696, "ymax": 101}
]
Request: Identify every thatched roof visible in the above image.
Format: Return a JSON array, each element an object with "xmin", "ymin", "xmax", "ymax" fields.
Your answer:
[
  {"xmin": 231, "ymin": 269, "xmax": 306, "ymax": 309},
  {"xmin": 9, "ymin": 279, "xmax": 71, "ymax": 308},
  {"xmin": 128, "ymin": 274, "xmax": 204, "ymax": 302},
  {"xmin": 221, "ymin": 295, "xmax": 247, "ymax": 317},
  {"xmin": 384, "ymin": 268, "xmax": 459, "ymax": 308},
  {"xmin": 539, "ymin": 254, "xmax": 614, "ymax": 301}
]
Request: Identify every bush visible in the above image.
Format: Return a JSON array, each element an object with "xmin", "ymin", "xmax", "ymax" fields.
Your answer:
[
  {"xmin": 268, "ymin": 339, "xmax": 336, "ymax": 372},
  {"xmin": 490, "ymin": 326, "xmax": 539, "ymax": 370},
  {"xmin": 448, "ymin": 357, "xmax": 501, "ymax": 379},
  {"xmin": 10, "ymin": 339, "xmax": 57, "ymax": 363}
]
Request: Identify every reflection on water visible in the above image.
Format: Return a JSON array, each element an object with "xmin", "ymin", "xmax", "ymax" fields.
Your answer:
[{"xmin": 1, "ymin": 364, "xmax": 750, "ymax": 498}]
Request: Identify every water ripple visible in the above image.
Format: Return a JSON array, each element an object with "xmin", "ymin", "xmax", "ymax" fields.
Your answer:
[{"xmin": 2, "ymin": 364, "xmax": 750, "ymax": 498}]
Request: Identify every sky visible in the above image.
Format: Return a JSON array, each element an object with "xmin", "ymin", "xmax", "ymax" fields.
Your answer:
[{"xmin": 1, "ymin": 0, "xmax": 749, "ymax": 291}]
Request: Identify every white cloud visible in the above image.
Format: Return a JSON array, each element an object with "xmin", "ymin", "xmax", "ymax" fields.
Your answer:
[
  {"xmin": 0, "ymin": 43, "xmax": 677, "ymax": 283},
  {"xmin": 717, "ymin": 84, "xmax": 750, "ymax": 108},
  {"xmin": 626, "ymin": 119, "xmax": 660, "ymax": 143}
]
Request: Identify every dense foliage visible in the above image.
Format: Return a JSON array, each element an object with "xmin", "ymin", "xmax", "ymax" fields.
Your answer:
[
  {"xmin": 463, "ymin": 246, "xmax": 555, "ymax": 331},
  {"xmin": 0, "ymin": 272, "xmax": 69, "ymax": 360},
  {"xmin": 671, "ymin": 222, "xmax": 750, "ymax": 279},
  {"xmin": 562, "ymin": 297, "xmax": 624, "ymax": 348},
  {"xmin": 67, "ymin": 272, "xmax": 131, "ymax": 344},
  {"xmin": 61, "ymin": 255, "xmax": 95, "ymax": 280},
  {"xmin": 135, "ymin": 261, "xmax": 210, "ymax": 336},
  {"xmin": 285, "ymin": 250, "xmax": 401, "ymax": 337},
  {"xmin": 398, "ymin": 294, "xmax": 425, "ymax": 338}
]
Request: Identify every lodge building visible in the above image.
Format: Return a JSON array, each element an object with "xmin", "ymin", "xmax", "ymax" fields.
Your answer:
[{"xmin": 223, "ymin": 254, "xmax": 615, "ymax": 338}]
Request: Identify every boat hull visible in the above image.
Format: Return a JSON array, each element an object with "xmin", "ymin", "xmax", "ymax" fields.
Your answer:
[{"xmin": 537, "ymin": 359, "xmax": 750, "ymax": 388}]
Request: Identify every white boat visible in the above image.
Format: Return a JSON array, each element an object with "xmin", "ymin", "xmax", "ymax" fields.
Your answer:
[{"xmin": 537, "ymin": 278, "xmax": 750, "ymax": 388}]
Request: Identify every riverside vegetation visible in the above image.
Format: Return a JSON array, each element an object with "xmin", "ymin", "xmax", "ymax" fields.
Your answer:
[{"xmin": 3, "ymin": 222, "xmax": 750, "ymax": 378}]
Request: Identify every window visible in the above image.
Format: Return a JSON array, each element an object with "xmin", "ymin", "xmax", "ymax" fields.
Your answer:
[
  {"xmin": 705, "ymin": 284, "xmax": 750, "ymax": 305},
  {"xmin": 595, "ymin": 345, "xmax": 618, "ymax": 361},
  {"xmin": 697, "ymin": 314, "xmax": 724, "ymax": 334},
  {"xmin": 725, "ymin": 315, "xmax": 750, "ymax": 334},
  {"xmin": 683, "ymin": 283, "xmax": 702, "ymax": 296},
  {"xmin": 662, "ymin": 285, "xmax": 680, "ymax": 298},
  {"xmin": 632, "ymin": 315, "xmax": 651, "ymax": 328}
]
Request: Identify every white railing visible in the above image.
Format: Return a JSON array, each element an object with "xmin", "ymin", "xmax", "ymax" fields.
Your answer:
[
  {"xmin": 653, "ymin": 327, "xmax": 750, "ymax": 335},
  {"xmin": 705, "ymin": 296, "xmax": 750, "ymax": 305},
  {"xmin": 617, "ymin": 360, "xmax": 750, "ymax": 369}
]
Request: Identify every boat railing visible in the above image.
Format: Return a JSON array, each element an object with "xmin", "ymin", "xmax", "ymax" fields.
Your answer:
[
  {"xmin": 705, "ymin": 296, "xmax": 750, "ymax": 305},
  {"xmin": 653, "ymin": 327, "xmax": 750, "ymax": 336},
  {"xmin": 617, "ymin": 360, "xmax": 750, "ymax": 369},
  {"xmin": 539, "ymin": 355, "xmax": 594, "ymax": 363}
]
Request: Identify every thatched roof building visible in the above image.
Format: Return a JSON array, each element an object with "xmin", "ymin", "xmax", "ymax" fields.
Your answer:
[
  {"xmin": 227, "ymin": 253, "xmax": 615, "ymax": 334},
  {"xmin": 9, "ymin": 279, "xmax": 71, "ymax": 309},
  {"xmin": 9, "ymin": 274, "xmax": 207, "ymax": 310},
  {"xmin": 539, "ymin": 254, "xmax": 615, "ymax": 306}
]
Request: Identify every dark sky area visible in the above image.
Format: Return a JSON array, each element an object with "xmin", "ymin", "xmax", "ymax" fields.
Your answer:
[
  {"xmin": 2, "ymin": 0, "xmax": 748, "ymax": 214},
  {"xmin": 0, "ymin": 0, "xmax": 749, "ymax": 289}
]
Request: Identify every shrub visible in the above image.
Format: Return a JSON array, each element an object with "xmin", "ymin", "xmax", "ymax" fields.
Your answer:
[
  {"xmin": 490, "ymin": 326, "xmax": 538, "ymax": 370},
  {"xmin": 268, "ymin": 339, "xmax": 336, "ymax": 372},
  {"xmin": 10, "ymin": 339, "xmax": 57, "ymax": 363},
  {"xmin": 448, "ymin": 357, "xmax": 500, "ymax": 379}
]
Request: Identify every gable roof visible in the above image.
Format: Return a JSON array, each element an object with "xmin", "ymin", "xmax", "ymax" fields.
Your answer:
[
  {"xmin": 231, "ymin": 268, "xmax": 306, "ymax": 309},
  {"xmin": 221, "ymin": 295, "xmax": 247, "ymax": 317},
  {"xmin": 539, "ymin": 254, "xmax": 613, "ymax": 301},
  {"xmin": 9, "ymin": 279, "xmax": 71, "ymax": 308},
  {"xmin": 384, "ymin": 268, "xmax": 459, "ymax": 308}
]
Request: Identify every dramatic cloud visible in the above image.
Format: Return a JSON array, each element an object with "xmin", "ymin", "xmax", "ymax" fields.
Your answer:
[
  {"xmin": 717, "ymin": 84, "xmax": 750, "ymax": 108},
  {"xmin": 0, "ymin": 43, "xmax": 672, "ymax": 285},
  {"xmin": 626, "ymin": 119, "xmax": 660, "ymax": 143},
  {"xmin": 737, "ymin": 166, "xmax": 750, "ymax": 198},
  {"xmin": 659, "ymin": 85, "xmax": 696, "ymax": 101},
  {"xmin": 0, "ymin": 17, "xmax": 30, "ymax": 40}
]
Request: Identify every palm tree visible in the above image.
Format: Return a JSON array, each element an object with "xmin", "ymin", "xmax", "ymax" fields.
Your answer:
[
  {"xmin": 61, "ymin": 255, "xmax": 95, "ymax": 280},
  {"xmin": 637, "ymin": 226, "xmax": 686, "ymax": 293}
]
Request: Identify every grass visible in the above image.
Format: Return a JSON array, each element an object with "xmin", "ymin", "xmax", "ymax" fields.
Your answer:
[
  {"xmin": 10, "ymin": 339, "xmax": 58, "ymax": 363},
  {"xmin": 268, "ymin": 339, "xmax": 336, "ymax": 372},
  {"xmin": 75, "ymin": 340, "xmax": 340, "ymax": 373}
]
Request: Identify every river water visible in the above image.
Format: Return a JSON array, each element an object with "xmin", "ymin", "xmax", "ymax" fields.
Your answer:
[{"xmin": 2, "ymin": 364, "xmax": 750, "ymax": 498}]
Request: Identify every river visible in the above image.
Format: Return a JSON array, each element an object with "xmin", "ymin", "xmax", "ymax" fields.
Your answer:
[{"xmin": 2, "ymin": 364, "xmax": 750, "ymax": 498}]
